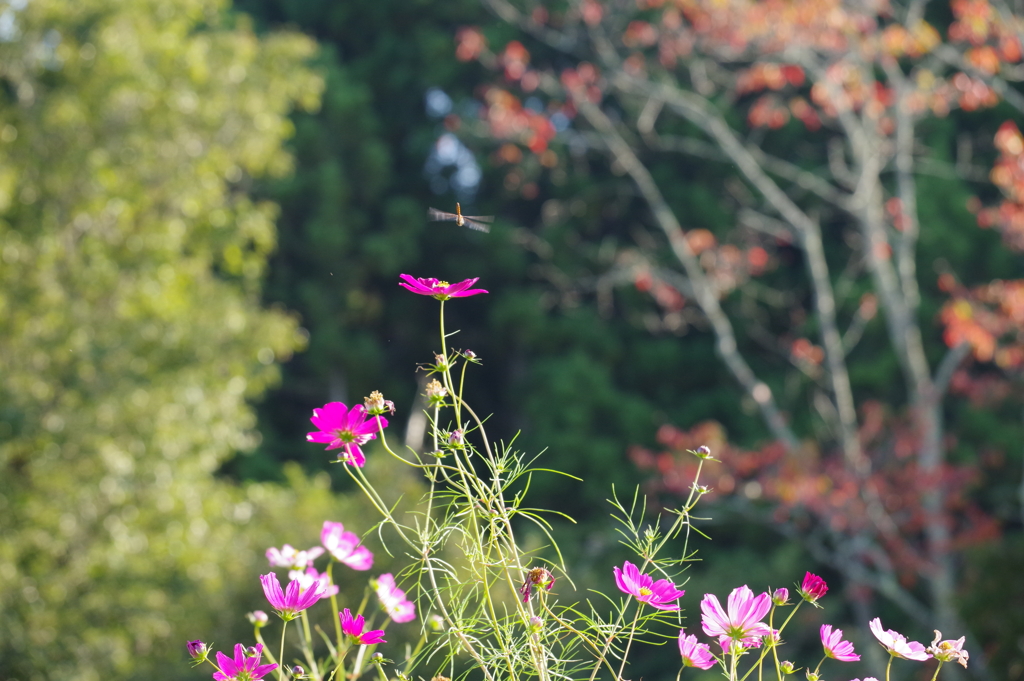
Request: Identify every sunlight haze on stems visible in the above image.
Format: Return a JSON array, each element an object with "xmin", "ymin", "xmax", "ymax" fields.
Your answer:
[
  {"xmin": 820, "ymin": 624, "xmax": 860, "ymax": 661},
  {"xmin": 320, "ymin": 521, "xmax": 374, "ymax": 570},
  {"xmin": 868, "ymin": 618, "xmax": 931, "ymax": 661},
  {"xmin": 211, "ymin": 644, "xmax": 277, "ymax": 681},
  {"xmin": 305, "ymin": 402, "xmax": 387, "ymax": 466},
  {"xmin": 259, "ymin": 572, "xmax": 328, "ymax": 621},
  {"xmin": 613, "ymin": 561, "xmax": 686, "ymax": 610},
  {"xmin": 397, "ymin": 274, "xmax": 488, "ymax": 300},
  {"xmin": 700, "ymin": 585, "xmax": 772, "ymax": 647},
  {"xmin": 678, "ymin": 631, "xmax": 717, "ymax": 669}
]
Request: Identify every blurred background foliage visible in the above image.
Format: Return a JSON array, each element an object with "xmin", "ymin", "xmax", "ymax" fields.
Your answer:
[{"xmin": 0, "ymin": 0, "xmax": 1021, "ymax": 678}]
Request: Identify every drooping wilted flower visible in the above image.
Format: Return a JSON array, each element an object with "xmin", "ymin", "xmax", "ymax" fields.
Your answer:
[
  {"xmin": 520, "ymin": 567, "xmax": 556, "ymax": 603},
  {"xmin": 926, "ymin": 631, "xmax": 969, "ymax": 668}
]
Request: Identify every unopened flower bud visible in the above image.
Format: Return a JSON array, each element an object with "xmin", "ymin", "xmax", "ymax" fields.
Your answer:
[
  {"xmin": 696, "ymin": 445, "xmax": 712, "ymax": 458},
  {"xmin": 247, "ymin": 610, "xmax": 269, "ymax": 627},
  {"xmin": 428, "ymin": 614, "xmax": 445, "ymax": 631},
  {"xmin": 528, "ymin": 616, "xmax": 544, "ymax": 633},
  {"xmin": 772, "ymin": 588, "xmax": 790, "ymax": 606},
  {"xmin": 464, "ymin": 349, "xmax": 478, "ymax": 360},
  {"xmin": 292, "ymin": 666, "xmax": 305, "ymax": 678},
  {"xmin": 431, "ymin": 676, "xmax": 452, "ymax": 681},
  {"xmin": 364, "ymin": 390, "xmax": 396, "ymax": 416},
  {"xmin": 186, "ymin": 640, "xmax": 208, "ymax": 662},
  {"xmin": 245, "ymin": 646, "xmax": 259, "ymax": 657},
  {"xmin": 805, "ymin": 671, "xmax": 819, "ymax": 681},
  {"xmin": 798, "ymin": 572, "xmax": 828, "ymax": 606},
  {"xmin": 434, "ymin": 353, "xmax": 449, "ymax": 370},
  {"xmin": 371, "ymin": 653, "xmax": 384, "ymax": 663},
  {"xmin": 448, "ymin": 429, "xmax": 464, "ymax": 446},
  {"xmin": 780, "ymin": 661, "xmax": 796, "ymax": 675}
]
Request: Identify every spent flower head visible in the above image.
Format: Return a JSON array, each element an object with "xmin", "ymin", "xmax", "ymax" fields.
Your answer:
[
  {"xmin": 927, "ymin": 631, "xmax": 969, "ymax": 668},
  {"xmin": 821, "ymin": 624, "xmax": 860, "ymax": 661},
  {"xmin": 212, "ymin": 643, "xmax": 277, "ymax": 681},
  {"xmin": 614, "ymin": 561, "xmax": 686, "ymax": 610},
  {"xmin": 363, "ymin": 391, "xmax": 395, "ymax": 416},
  {"xmin": 701, "ymin": 585, "xmax": 772, "ymax": 646},
  {"xmin": 520, "ymin": 567, "xmax": 556, "ymax": 603},
  {"xmin": 678, "ymin": 631, "xmax": 717, "ymax": 670},
  {"xmin": 306, "ymin": 402, "xmax": 387, "ymax": 467},
  {"xmin": 869, "ymin": 618, "xmax": 931, "ymax": 661},
  {"xmin": 798, "ymin": 572, "xmax": 828, "ymax": 606},
  {"xmin": 398, "ymin": 274, "xmax": 488, "ymax": 300},
  {"xmin": 424, "ymin": 379, "xmax": 448, "ymax": 406},
  {"xmin": 321, "ymin": 521, "xmax": 373, "ymax": 571}
]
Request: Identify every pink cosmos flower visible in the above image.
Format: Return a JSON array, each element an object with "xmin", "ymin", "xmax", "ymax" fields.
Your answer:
[
  {"xmin": 926, "ymin": 631, "xmax": 968, "ymax": 668},
  {"xmin": 292, "ymin": 567, "xmax": 339, "ymax": 597},
  {"xmin": 260, "ymin": 572, "xmax": 327, "ymax": 621},
  {"xmin": 306, "ymin": 402, "xmax": 387, "ymax": 467},
  {"xmin": 340, "ymin": 608, "xmax": 387, "ymax": 645},
  {"xmin": 212, "ymin": 644, "xmax": 277, "ymax": 681},
  {"xmin": 701, "ymin": 585, "xmax": 772, "ymax": 647},
  {"xmin": 869, "ymin": 618, "xmax": 931, "ymax": 661},
  {"xmin": 398, "ymin": 274, "xmax": 488, "ymax": 300},
  {"xmin": 798, "ymin": 572, "xmax": 828, "ymax": 605},
  {"xmin": 821, "ymin": 624, "xmax": 860, "ymax": 662},
  {"xmin": 266, "ymin": 544, "xmax": 325, "ymax": 579},
  {"xmin": 373, "ymin": 573, "xmax": 416, "ymax": 623},
  {"xmin": 321, "ymin": 521, "xmax": 373, "ymax": 570},
  {"xmin": 613, "ymin": 561, "xmax": 686, "ymax": 611},
  {"xmin": 678, "ymin": 631, "xmax": 717, "ymax": 670}
]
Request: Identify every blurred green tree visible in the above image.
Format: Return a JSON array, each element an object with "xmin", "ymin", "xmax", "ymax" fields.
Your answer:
[{"xmin": 0, "ymin": 0, "xmax": 394, "ymax": 678}]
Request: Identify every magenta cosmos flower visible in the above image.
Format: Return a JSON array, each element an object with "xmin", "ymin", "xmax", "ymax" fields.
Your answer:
[
  {"xmin": 613, "ymin": 561, "xmax": 686, "ymax": 611},
  {"xmin": 798, "ymin": 572, "xmax": 828, "ymax": 605},
  {"xmin": 398, "ymin": 274, "xmax": 488, "ymax": 300},
  {"xmin": 678, "ymin": 631, "xmax": 716, "ymax": 670},
  {"xmin": 701, "ymin": 585, "xmax": 772, "ymax": 647},
  {"xmin": 374, "ymin": 573, "xmax": 416, "ymax": 623},
  {"xmin": 869, "ymin": 618, "xmax": 930, "ymax": 661},
  {"xmin": 212, "ymin": 644, "xmax": 277, "ymax": 681},
  {"xmin": 341, "ymin": 608, "xmax": 387, "ymax": 645},
  {"xmin": 321, "ymin": 521, "xmax": 373, "ymax": 570},
  {"xmin": 821, "ymin": 624, "xmax": 860, "ymax": 662},
  {"xmin": 260, "ymin": 572, "xmax": 327, "ymax": 621},
  {"xmin": 306, "ymin": 402, "xmax": 387, "ymax": 467}
]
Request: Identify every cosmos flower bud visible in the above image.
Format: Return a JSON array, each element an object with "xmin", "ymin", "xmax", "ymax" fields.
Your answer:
[
  {"xmin": 696, "ymin": 445, "xmax": 712, "ymax": 458},
  {"xmin": 805, "ymin": 671, "xmax": 819, "ymax": 681},
  {"xmin": 247, "ymin": 610, "xmax": 269, "ymax": 627},
  {"xmin": 187, "ymin": 640, "xmax": 208, "ymax": 662},
  {"xmin": 780, "ymin": 661, "xmax": 796, "ymax": 675},
  {"xmin": 772, "ymin": 588, "xmax": 790, "ymax": 606},
  {"xmin": 428, "ymin": 614, "xmax": 445, "ymax": 631},
  {"xmin": 292, "ymin": 666, "xmax": 305, "ymax": 678},
  {"xmin": 528, "ymin": 616, "xmax": 544, "ymax": 633},
  {"xmin": 463, "ymin": 349, "xmax": 478, "ymax": 360},
  {"xmin": 448, "ymin": 429, "xmax": 464, "ymax": 446},
  {"xmin": 245, "ymin": 646, "xmax": 259, "ymax": 657}
]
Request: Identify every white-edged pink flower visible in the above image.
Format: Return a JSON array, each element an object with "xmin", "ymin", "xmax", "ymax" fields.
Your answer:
[
  {"xmin": 821, "ymin": 624, "xmax": 860, "ymax": 661},
  {"xmin": 701, "ymin": 585, "xmax": 772, "ymax": 647},
  {"xmin": 869, "ymin": 618, "xmax": 931, "ymax": 661},
  {"xmin": 266, "ymin": 544, "xmax": 325, "ymax": 575},
  {"xmin": 374, "ymin": 573, "xmax": 416, "ymax": 623},
  {"xmin": 291, "ymin": 567, "xmax": 339, "ymax": 597},
  {"xmin": 678, "ymin": 630, "xmax": 716, "ymax": 669},
  {"xmin": 321, "ymin": 521, "xmax": 373, "ymax": 570}
]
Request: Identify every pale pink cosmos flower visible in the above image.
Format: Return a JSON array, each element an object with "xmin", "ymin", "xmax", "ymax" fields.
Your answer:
[
  {"xmin": 701, "ymin": 585, "xmax": 772, "ymax": 647},
  {"xmin": 821, "ymin": 624, "xmax": 860, "ymax": 661},
  {"xmin": 212, "ymin": 643, "xmax": 277, "ymax": 681},
  {"xmin": 321, "ymin": 521, "xmax": 373, "ymax": 570},
  {"xmin": 260, "ymin": 572, "xmax": 327, "ymax": 621},
  {"xmin": 678, "ymin": 630, "xmax": 717, "ymax": 670},
  {"xmin": 266, "ymin": 544, "xmax": 325, "ymax": 573},
  {"xmin": 306, "ymin": 402, "xmax": 387, "ymax": 466},
  {"xmin": 869, "ymin": 618, "xmax": 931, "ymax": 661},
  {"xmin": 340, "ymin": 608, "xmax": 386, "ymax": 645},
  {"xmin": 798, "ymin": 572, "xmax": 828, "ymax": 605},
  {"xmin": 291, "ymin": 567, "xmax": 339, "ymax": 598},
  {"xmin": 613, "ymin": 561, "xmax": 686, "ymax": 611},
  {"xmin": 374, "ymin": 573, "xmax": 416, "ymax": 623},
  {"xmin": 398, "ymin": 274, "xmax": 488, "ymax": 300},
  {"xmin": 926, "ymin": 631, "xmax": 968, "ymax": 668}
]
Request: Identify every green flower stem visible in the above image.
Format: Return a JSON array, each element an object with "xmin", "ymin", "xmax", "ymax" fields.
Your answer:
[
  {"xmin": 300, "ymin": 610, "xmax": 321, "ymax": 680},
  {"xmin": 930, "ymin": 660, "xmax": 945, "ymax": 681},
  {"xmin": 617, "ymin": 603, "xmax": 643, "ymax": 681},
  {"xmin": 278, "ymin": 620, "xmax": 289, "ymax": 681},
  {"xmin": 770, "ymin": 607, "xmax": 783, "ymax": 681},
  {"xmin": 738, "ymin": 602, "xmax": 803, "ymax": 681},
  {"xmin": 886, "ymin": 654, "xmax": 894, "ymax": 681},
  {"xmin": 328, "ymin": 562, "xmax": 344, "ymax": 655}
]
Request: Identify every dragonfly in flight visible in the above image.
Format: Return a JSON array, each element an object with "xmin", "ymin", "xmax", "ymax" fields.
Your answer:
[{"xmin": 428, "ymin": 203, "xmax": 493, "ymax": 233}]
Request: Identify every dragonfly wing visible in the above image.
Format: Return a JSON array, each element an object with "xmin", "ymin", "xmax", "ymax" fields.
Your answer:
[
  {"xmin": 428, "ymin": 207, "xmax": 456, "ymax": 221},
  {"xmin": 463, "ymin": 218, "xmax": 491, "ymax": 233}
]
